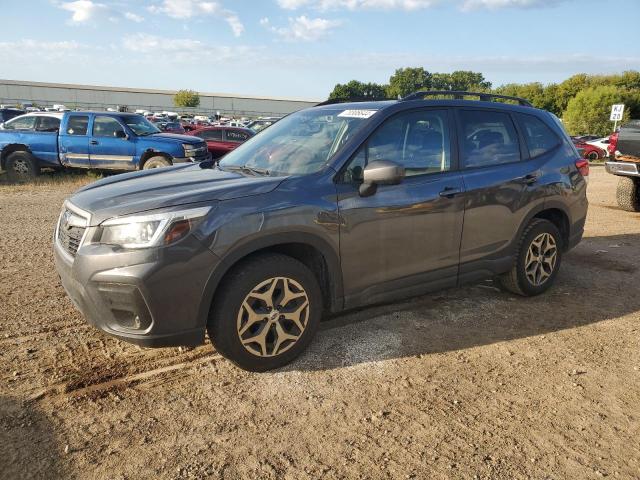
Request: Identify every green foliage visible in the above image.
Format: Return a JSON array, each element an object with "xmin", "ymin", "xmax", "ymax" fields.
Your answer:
[
  {"xmin": 386, "ymin": 67, "xmax": 432, "ymax": 99},
  {"xmin": 174, "ymin": 89, "xmax": 200, "ymax": 108},
  {"xmin": 328, "ymin": 80, "xmax": 388, "ymax": 101},
  {"xmin": 563, "ymin": 86, "xmax": 631, "ymax": 136},
  {"xmin": 431, "ymin": 71, "xmax": 492, "ymax": 92},
  {"xmin": 326, "ymin": 69, "xmax": 640, "ymax": 135}
]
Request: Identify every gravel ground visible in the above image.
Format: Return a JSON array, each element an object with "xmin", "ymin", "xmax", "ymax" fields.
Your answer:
[{"xmin": 1, "ymin": 166, "xmax": 639, "ymax": 479}]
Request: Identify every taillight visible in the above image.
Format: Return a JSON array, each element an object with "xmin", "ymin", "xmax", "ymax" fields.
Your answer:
[
  {"xmin": 575, "ymin": 159, "xmax": 589, "ymax": 178},
  {"xmin": 608, "ymin": 132, "xmax": 618, "ymax": 156}
]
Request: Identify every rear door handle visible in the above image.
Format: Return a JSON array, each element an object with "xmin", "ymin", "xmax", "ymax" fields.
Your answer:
[
  {"xmin": 518, "ymin": 173, "xmax": 539, "ymax": 185},
  {"xmin": 439, "ymin": 187, "xmax": 462, "ymax": 198},
  {"xmin": 90, "ymin": 140, "xmax": 99, "ymax": 145}
]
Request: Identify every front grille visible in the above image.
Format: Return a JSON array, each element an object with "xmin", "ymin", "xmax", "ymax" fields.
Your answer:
[{"xmin": 57, "ymin": 208, "xmax": 88, "ymax": 257}]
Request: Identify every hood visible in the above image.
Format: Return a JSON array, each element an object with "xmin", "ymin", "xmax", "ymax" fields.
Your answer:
[
  {"xmin": 69, "ymin": 164, "xmax": 285, "ymax": 225},
  {"xmin": 145, "ymin": 132, "xmax": 201, "ymax": 144}
]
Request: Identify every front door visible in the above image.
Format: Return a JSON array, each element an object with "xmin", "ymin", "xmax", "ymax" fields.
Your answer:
[
  {"xmin": 59, "ymin": 114, "xmax": 91, "ymax": 168},
  {"xmin": 89, "ymin": 116, "xmax": 136, "ymax": 170},
  {"xmin": 337, "ymin": 108, "xmax": 465, "ymax": 307}
]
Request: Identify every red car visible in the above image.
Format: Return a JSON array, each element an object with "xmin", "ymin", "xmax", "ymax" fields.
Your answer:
[
  {"xmin": 188, "ymin": 126, "xmax": 254, "ymax": 158},
  {"xmin": 572, "ymin": 138, "xmax": 605, "ymax": 161}
]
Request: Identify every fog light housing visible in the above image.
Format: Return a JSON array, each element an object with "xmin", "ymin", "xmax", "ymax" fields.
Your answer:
[{"xmin": 97, "ymin": 283, "xmax": 153, "ymax": 333}]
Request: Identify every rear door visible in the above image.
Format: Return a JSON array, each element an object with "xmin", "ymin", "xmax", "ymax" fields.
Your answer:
[
  {"xmin": 456, "ymin": 108, "xmax": 544, "ymax": 281},
  {"xmin": 223, "ymin": 129, "xmax": 252, "ymax": 153},
  {"xmin": 59, "ymin": 115, "xmax": 91, "ymax": 168},
  {"xmin": 29, "ymin": 116, "xmax": 61, "ymax": 166},
  {"xmin": 89, "ymin": 116, "xmax": 136, "ymax": 170},
  {"xmin": 197, "ymin": 129, "xmax": 225, "ymax": 157}
]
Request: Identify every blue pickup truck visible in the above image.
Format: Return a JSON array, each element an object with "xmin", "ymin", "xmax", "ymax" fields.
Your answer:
[{"xmin": 0, "ymin": 111, "xmax": 210, "ymax": 181}]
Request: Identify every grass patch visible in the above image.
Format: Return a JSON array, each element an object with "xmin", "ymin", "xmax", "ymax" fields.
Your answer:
[{"xmin": 0, "ymin": 168, "xmax": 103, "ymax": 189}]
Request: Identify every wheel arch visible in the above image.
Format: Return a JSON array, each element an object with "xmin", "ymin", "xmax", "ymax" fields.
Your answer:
[
  {"xmin": 518, "ymin": 203, "xmax": 571, "ymax": 252},
  {"xmin": 139, "ymin": 149, "xmax": 172, "ymax": 169},
  {"xmin": 197, "ymin": 232, "xmax": 344, "ymax": 329},
  {"xmin": 1, "ymin": 144, "xmax": 32, "ymax": 170}
]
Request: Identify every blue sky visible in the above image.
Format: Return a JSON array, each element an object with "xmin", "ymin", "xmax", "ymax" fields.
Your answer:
[{"xmin": 1, "ymin": 0, "xmax": 639, "ymax": 100}]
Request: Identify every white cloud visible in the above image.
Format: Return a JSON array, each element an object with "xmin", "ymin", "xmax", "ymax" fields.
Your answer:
[
  {"xmin": 58, "ymin": 1, "xmax": 145, "ymax": 24},
  {"xmin": 120, "ymin": 33, "xmax": 256, "ymax": 64},
  {"xmin": 148, "ymin": 0, "xmax": 244, "ymax": 36},
  {"xmin": 124, "ymin": 11, "xmax": 144, "ymax": 23},
  {"xmin": 265, "ymin": 15, "xmax": 342, "ymax": 41},
  {"xmin": 276, "ymin": 0, "xmax": 439, "ymax": 10},
  {"xmin": 59, "ymin": 0, "xmax": 108, "ymax": 22},
  {"xmin": 276, "ymin": 0, "xmax": 565, "ymax": 9},
  {"xmin": 461, "ymin": 0, "xmax": 563, "ymax": 9}
]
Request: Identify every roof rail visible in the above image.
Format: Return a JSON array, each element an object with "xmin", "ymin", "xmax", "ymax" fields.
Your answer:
[
  {"xmin": 315, "ymin": 96, "xmax": 387, "ymax": 107},
  {"xmin": 401, "ymin": 90, "xmax": 533, "ymax": 107}
]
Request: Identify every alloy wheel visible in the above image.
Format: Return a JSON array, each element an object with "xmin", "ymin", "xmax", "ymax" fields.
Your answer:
[
  {"xmin": 524, "ymin": 232, "xmax": 557, "ymax": 286},
  {"xmin": 236, "ymin": 276, "xmax": 310, "ymax": 357},
  {"xmin": 13, "ymin": 158, "xmax": 30, "ymax": 176}
]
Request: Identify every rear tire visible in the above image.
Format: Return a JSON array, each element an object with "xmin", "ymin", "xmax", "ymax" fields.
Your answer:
[
  {"xmin": 142, "ymin": 156, "xmax": 171, "ymax": 170},
  {"xmin": 587, "ymin": 150, "xmax": 599, "ymax": 161},
  {"xmin": 5, "ymin": 151, "xmax": 39, "ymax": 182},
  {"xmin": 207, "ymin": 253, "xmax": 322, "ymax": 372},
  {"xmin": 499, "ymin": 219, "xmax": 562, "ymax": 296},
  {"xmin": 616, "ymin": 176, "xmax": 640, "ymax": 212}
]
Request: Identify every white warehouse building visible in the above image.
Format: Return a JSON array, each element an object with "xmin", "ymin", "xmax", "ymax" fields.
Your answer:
[{"xmin": 0, "ymin": 79, "xmax": 319, "ymax": 117}]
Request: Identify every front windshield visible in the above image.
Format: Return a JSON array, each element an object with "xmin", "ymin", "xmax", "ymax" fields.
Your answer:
[
  {"xmin": 219, "ymin": 107, "xmax": 376, "ymax": 175},
  {"xmin": 125, "ymin": 115, "xmax": 161, "ymax": 136}
]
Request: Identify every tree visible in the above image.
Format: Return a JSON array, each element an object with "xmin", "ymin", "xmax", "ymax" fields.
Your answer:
[
  {"xmin": 563, "ymin": 86, "xmax": 631, "ymax": 136},
  {"xmin": 432, "ymin": 71, "xmax": 491, "ymax": 92},
  {"xmin": 174, "ymin": 89, "xmax": 200, "ymax": 108},
  {"xmin": 386, "ymin": 67, "xmax": 432, "ymax": 99},
  {"xmin": 328, "ymin": 80, "xmax": 388, "ymax": 101},
  {"xmin": 494, "ymin": 82, "xmax": 552, "ymax": 111}
]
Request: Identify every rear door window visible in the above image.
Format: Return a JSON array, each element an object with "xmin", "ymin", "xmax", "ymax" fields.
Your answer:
[
  {"xmin": 35, "ymin": 116, "xmax": 61, "ymax": 132},
  {"xmin": 67, "ymin": 116, "xmax": 89, "ymax": 135},
  {"xmin": 458, "ymin": 110, "xmax": 521, "ymax": 168},
  {"xmin": 225, "ymin": 129, "xmax": 251, "ymax": 143},
  {"xmin": 517, "ymin": 113, "xmax": 560, "ymax": 158}
]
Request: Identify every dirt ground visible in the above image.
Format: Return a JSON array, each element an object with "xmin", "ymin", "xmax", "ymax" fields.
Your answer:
[{"xmin": 1, "ymin": 167, "xmax": 638, "ymax": 479}]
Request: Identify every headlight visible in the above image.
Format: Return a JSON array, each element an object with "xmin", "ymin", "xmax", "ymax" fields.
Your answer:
[
  {"xmin": 97, "ymin": 206, "xmax": 211, "ymax": 249},
  {"xmin": 183, "ymin": 143, "xmax": 198, "ymax": 157}
]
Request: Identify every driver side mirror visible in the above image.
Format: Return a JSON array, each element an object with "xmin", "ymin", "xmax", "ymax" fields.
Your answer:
[
  {"xmin": 115, "ymin": 130, "xmax": 128, "ymax": 139},
  {"xmin": 359, "ymin": 160, "xmax": 405, "ymax": 197}
]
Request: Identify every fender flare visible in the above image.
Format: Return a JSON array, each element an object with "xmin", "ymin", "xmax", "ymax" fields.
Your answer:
[
  {"xmin": 514, "ymin": 200, "xmax": 572, "ymax": 250},
  {"xmin": 1, "ymin": 144, "xmax": 32, "ymax": 169},
  {"xmin": 195, "ymin": 231, "xmax": 344, "ymax": 328}
]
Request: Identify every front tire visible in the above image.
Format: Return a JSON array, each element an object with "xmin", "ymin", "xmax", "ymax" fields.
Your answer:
[
  {"xmin": 142, "ymin": 156, "xmax": 171, "ymax": 170},
  {"xmin": 499, "ymin": 219, "xmax": 562, "ymax": 296},
  {"xmin": 587, "ymin": 150, "xmax": 599, "ymax": 161},
  {"xmin": 616, "ymin": 176, "xmax": 640, "ymax": 212},
  {"xmin": 208, "ymin": 253, "xmax": 322, "ymax": 372},
  {"xmin": 5, "ymin": 151, "xmax": 39, "ymax": 182}
]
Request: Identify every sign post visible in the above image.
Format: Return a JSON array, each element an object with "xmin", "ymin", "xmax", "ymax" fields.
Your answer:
[{"xmin": 610, "ymin": 104, "xmax": 625, "ymax": 132}]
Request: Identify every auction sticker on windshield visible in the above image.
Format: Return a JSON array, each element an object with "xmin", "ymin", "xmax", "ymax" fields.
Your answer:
[{"xmin": 337, "ymin": 109, "xmax": 377, "ymax": 119}]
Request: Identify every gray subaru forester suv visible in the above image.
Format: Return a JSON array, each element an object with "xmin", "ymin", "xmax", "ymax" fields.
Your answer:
[{"xmin": 54, "ymin": 92, "xmax": 588, "ymax": 371}]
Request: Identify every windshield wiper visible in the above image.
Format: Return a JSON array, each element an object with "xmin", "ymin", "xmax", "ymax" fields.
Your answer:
[{"xmin": 224, "ymin": 165, "xmax": 270, "ymax": 176}]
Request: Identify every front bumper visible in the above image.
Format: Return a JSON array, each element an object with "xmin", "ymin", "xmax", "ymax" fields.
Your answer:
[
  {"xmin": 605, "ymin": 161, "xmax": 640, "ymax": 177},
  {"xmin": 173, "ymin": 152, "xmax": 211, "ymax": 164},
  {"xmin": 54, "ymin": 233, "xmax": 220, "ymax": 347}
]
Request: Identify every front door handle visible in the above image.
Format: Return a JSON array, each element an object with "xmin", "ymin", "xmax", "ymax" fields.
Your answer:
[
  {"xmin": 90, "ymin": 140, "xmax": 99, "ymax": 145},
  {"xmin": 439, "ymin": 187, "xmax": 462, "ymax": 198}
]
